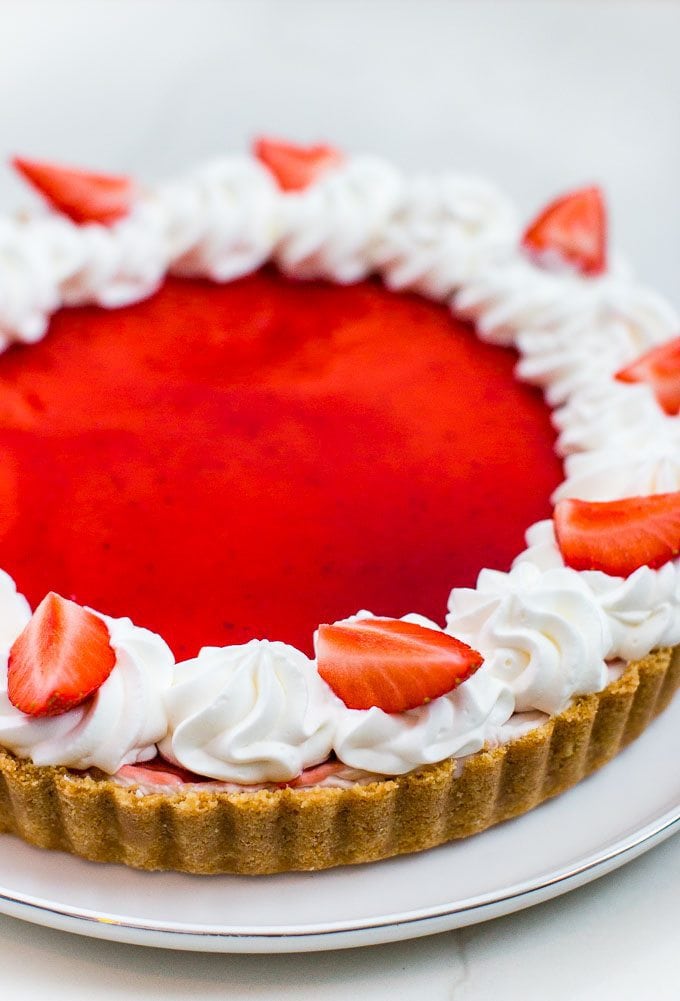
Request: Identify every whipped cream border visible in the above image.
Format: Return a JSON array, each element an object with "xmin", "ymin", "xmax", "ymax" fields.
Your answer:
[{"xmin": 0, "ymin": 149, "xmax": 678, "ymax": 783}]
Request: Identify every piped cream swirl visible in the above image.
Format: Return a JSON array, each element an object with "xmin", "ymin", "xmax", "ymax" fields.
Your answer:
[
  {"xmin": 159, "ymin": 156, "xmax": 281, "ymax": 282},
  {"xmin": 553, "ymin": 380, "xmax": 668, "ymax": 456},
  {"xmin": 553, "ymin": 426, "xmax": 680, "ymax": 502},
  {"xmin": 160, "ymin": 640, "xmax": 335, "ymax": 783},
  {"xmin": 274, "ymin": 156, "xmax": 403, "ymax": 283},
  {"xmin": 373, "ymin": 172, "xmax": 517, "ymax": 299},
  {"xmin": 446, "ymin": 563, "xmax": 610, "ymax": 714}
]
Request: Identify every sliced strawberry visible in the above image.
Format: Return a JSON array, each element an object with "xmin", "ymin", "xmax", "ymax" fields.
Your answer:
[
  {"xmin": 12, "ymin": 157, "xmax": 135, "ymax": 225},
  {"xmin": 116, "ymin": 763, "xmax": 185, "ymax": 787},
  {"xmin": 253, "ymin": 137, "xmax": 344, "ymax": 191},
  {"xmin": 522, "ymin": 187, "xmax": 607, "ymax": 276},
  {"xmin": 8, "ymin": 592, "xmax": 116, "ymax": 717},
  {"xmin": 554, "ymin": 493, "xmax": 680, "ymax": 577},
  {"xmin": 287, "ymin": 760, "xmax": 346, "ymax": 787},
  {"xmin": 316, "ymin": 617, "xmax": 483, "ymax": 714},
  {"xmin": 615, "ymin": 337, "xmax": 680, "ymax": 416},
  {"xmin": 116, "ymin": 759, "xmax": 204, "ymax": 787}
]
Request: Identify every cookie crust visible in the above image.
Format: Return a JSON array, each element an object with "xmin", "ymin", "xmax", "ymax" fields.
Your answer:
[{"xmin": 0, "ymin": 647, "xmax": 676, "ymax": 875}]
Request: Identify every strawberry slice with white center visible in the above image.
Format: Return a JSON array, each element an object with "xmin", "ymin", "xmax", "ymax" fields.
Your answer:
[
  {"xmin": 316, "ymin": 617, "xmax": 483, "ymax": 714},
  {"xmin": 521, "ymin": 187, "xmax": 607, "ymax": 276},
  {"xmin": 554, "ymin": 492, "xmax": 680, "ymax": 578},
  {"xmin": 615, "ymin": 337, "xmax": 680, "ymax": 416},
  {"xmin": 8, "ymin": 592, "xmax": 116, "ymax": 717},
  {"xmin": 116, "ymin": 760, "xmax": 203, "ymax": 787},
  {"xmin": 253, "ymin": 137, "xmax": 344, "ymax": 192},
  {"xmin": 12, "ymin": 157, "xmax": 135, "ymax": 225},
  {"xmin": 287, "ymin": 761, "xmax": 348, "ymax": 788}
]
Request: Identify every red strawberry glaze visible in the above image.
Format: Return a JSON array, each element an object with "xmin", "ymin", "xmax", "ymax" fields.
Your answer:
[{"xmin": 0, "ymin": 270, "xmax": 563, "ymax": 659}]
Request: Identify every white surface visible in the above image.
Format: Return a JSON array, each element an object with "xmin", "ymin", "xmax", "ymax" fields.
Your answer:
[
  {"xmin": 0, "ymin": 696, "xmax": 679, "ymax": 953},
  {"xmin": 0, "ymin": 831, "xmax": 677, "ymax": 1001},
  {"xmin": 0, "ymin": 0, "xmax": 679, "ymax": 995}
]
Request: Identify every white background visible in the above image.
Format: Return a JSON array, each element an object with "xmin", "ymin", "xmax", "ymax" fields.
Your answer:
[{"xmin": 0, "ymin": 0, "xmax": 679, "ymax": 997}]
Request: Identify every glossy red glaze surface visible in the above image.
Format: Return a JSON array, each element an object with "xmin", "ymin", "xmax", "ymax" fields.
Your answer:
[{"xmin": 0, "ymin": 270, "xmax": 563, "ymax": 658}]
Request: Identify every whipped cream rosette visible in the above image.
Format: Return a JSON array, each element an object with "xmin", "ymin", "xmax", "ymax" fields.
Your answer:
[
  {"xmin": 160, "ymin": 639, "xmax": 334, "ymax": 784},
  {"xmin": 446, "ymin": 562, "xmax": 611, "ymax": 715}
]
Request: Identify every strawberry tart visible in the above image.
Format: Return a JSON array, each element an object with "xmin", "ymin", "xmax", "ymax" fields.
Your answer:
[{"xmin": 0, "ymin": 140, "xmax": 677, "ymax": 874}]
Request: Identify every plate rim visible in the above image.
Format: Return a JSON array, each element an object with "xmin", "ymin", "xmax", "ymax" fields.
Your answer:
[{"xmin": 0, "ymin": 799, "xmax": 678, "ymax": 947}]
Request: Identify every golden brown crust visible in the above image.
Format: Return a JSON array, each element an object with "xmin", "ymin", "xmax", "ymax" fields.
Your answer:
[{"xmin": 0, "ymin": 647, "xmax": 677, "ymax": 875}]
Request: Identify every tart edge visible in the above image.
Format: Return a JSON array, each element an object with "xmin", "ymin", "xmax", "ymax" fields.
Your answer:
[{"xmin": 0, "ymin": 645, "xmax": 677, "ymax": 876}]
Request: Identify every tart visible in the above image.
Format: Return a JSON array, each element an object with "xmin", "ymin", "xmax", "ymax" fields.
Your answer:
[{"xmin": 0, "ymin": 140, "xmax": 677, "ymax": 874}]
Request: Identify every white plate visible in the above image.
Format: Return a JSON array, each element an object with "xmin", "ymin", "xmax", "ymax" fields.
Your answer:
[{"xmin": 0, "ymin": 698, "xmax": 678, "ymax": 954}]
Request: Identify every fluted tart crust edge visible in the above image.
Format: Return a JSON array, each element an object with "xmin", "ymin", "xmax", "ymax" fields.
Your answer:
[{"xmin": 0, "ymin": 646, "xmax": 677, "ymax": 875}]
